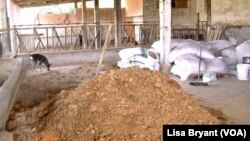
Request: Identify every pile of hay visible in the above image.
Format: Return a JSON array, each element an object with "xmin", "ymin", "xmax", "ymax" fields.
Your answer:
[{"xmin": 7, "ymin": 67, "xmax": 220, "ymax": 141}]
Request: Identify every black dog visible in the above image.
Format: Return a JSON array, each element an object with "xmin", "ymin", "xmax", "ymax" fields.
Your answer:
[{"xmin": 30, "ymin": 54, "xmax": 51, "ymax": 71}]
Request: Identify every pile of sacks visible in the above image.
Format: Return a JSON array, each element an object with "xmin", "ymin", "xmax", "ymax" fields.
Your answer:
[
  {"xmin": 153, "ymin": 37, "xmax": 250, "ymax": 81},
  {"xmin": 117, "ymin": 37, "xmax": 250, "ymax": 81},
  {"xmin": 117, "ymin": 47, "xmax": 160, "ymax": 71},
  {"xmin": 168, "ymin": 39, "xmax": 232, "ymax": 81}
]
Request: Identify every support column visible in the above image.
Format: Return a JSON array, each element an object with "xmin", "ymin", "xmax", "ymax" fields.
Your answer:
[
  {"xmin": 159, "ymin": 0, "xmax": 171, "ymax": 70},
  {"xmin": 0, "ymin": 0, "xmax": 11, "ymax": 57},
  {"xmin": 82, "ymin": 0, "xmax": 88, "ymax": 49},
  {"xmin": 114, "ymin": 0, "xmax": 122, "ymax": 48},
  {"xmin": 74, "ymin": 2, "xmax": 78, "ymax": 9},
  {"xmin": 94, "ymin": 0, "xmax": 100, "ymax": 49},
  {"xmin": 207, "ymin": 0, "xmax": 212, "ymax": 37}
]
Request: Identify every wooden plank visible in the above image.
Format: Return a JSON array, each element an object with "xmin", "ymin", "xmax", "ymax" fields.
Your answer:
[
  {"xmin": 207, "ymin": 28, "xmax": 214, "ymax": 41},
  {"xmin": 214, "ymin": 26, "xmax": 223, "ymax": 40},
  {"xmin": 96, "ymin": 24, "xmax": 112, "ymax": 75}
]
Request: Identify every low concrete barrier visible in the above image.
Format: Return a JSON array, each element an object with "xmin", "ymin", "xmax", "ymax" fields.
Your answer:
[
  {"xmin": 17, "ymin": 47, "xmax": 123, "ymax": 70},
  {"xmin": 0, "ymin": 58, "xmax": 23, "ymax": 139},
  {"xmin": 0, "ymin": 131, "xmax": 13, "ymax": 141},
  {"xmin": 0, "ymin": 59, "xmax": 16, "ymax": 87}
]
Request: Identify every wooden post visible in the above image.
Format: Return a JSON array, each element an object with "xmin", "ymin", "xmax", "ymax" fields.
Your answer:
[
  {"xmin": 82, "ymin": 0, "xmax": 88, "ymax": 49},
  {"xmin": 46, "ymin": 27, "xmax": 48, "ymax": 50},
  {"xmin": 94, "ymin": 0, "xmax": 100, "ymax": 49},
  {"xmin": 96, "ymin": 24, "xmax": 112, "ymax": 75},
  {"xmin": 0, "ymin": 0, "xmax": 11, "ymax": 57},
  {"xmin": 196, "ymin": 13, "xmax": 200, "ymax": 40},
  {"xmin": 159, "ymin": 0, "xmax": 172, "ymax": 71},
  {"xmin": 114, "ymin": 0, "xmax": 122, "ymax": 48}
]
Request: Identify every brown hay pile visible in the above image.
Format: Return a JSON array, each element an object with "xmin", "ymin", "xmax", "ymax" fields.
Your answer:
[{"xmin": 7, "ymin": 67, "xmax": 220, "ymax": 141}]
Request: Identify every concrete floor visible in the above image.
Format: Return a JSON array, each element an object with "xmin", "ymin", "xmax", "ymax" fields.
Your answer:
[{"xmin": 172, "ymin": 75, "xmax": 250, "ymax": 124}]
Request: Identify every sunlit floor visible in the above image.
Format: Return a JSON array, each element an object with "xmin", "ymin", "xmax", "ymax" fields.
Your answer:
[{"xmin": 173, "ymin": 75, "xmax": 250, "ymax": 124}]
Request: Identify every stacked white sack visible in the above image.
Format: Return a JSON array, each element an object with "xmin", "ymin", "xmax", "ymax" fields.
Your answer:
[
  {"xmin": 235, "ymin": 40, "xmax": 250, "ymax": 64},
  {"xmin": 203, "ymin": 58, "xmax": 228, "ymax": 74},
  {"xmin": 220, "ymin": 48, "xmax": 237, "ymax": 65},
  {"xmin": 170, "ymin": 54, "xmax": 206, "ymax": 81},
  {"xmin": 118, "ymin": 47, "xmax": 146, "ymax": 62},
  {"xmin": 117, "ymin": 47, "xmax": 160, "ymax": 71},
  {"xmin": 169, "ymin": 42, "xmax": 215, "ymax": 63}
]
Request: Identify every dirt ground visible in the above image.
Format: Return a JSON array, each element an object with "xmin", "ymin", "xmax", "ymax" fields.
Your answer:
[
  {"xmin": 7, "ymin": 63, "xmax": 225, "ymax": 141},
  {"xmin": 14, "ymin": 62, "xmax": 116, "ymax": 107}
]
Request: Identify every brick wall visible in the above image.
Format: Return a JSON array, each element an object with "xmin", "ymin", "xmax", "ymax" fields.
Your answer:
[
  {"xmin": 38, "ymin": 8, "xmax": 126, "ymax": 25},
  {"xmin": 125, "ymin": 0, "xmax": 143, "ymax": 18}
]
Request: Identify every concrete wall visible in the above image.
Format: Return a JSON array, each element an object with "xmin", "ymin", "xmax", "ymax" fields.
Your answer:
[
  {"xmin": 0, "ymin": 59, "xmax": 16, "ymax": 86},
  {"xmin": 17, "ymin": 48, "xmax": 122, "ymax": 70},
  {"xmin": 212, "ymin": 0, "xmax": 250, "ymax": 26},
  {"xmin": 0, "ymin": 58, "xmax": 23, "ymax": 131},
  {"xmin": 143, "ymin": 0, "xmax": 159, "ymax": 22},
  {"xmin": 196, "ymin": 0, "xmax": 207, "ymax": 21},
  {"xmin": 173, "ymin": 0, "xmax": 250, "ymax": 27},
  {"xmin": 172, "ymin": 0, "xmax": 197, "ymax": 27}
]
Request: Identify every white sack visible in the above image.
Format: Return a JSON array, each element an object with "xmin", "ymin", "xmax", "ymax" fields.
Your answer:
[
  {"xmin": 151, "ymin": 39, "xmax": 185, "ymax": 54},
  {"xmin": 146, "ymin": 48, "xmax": 160, "ymax": 71},
  {"xmin": 171, "ymin": 39, "xmax": 204, "ymax": 51},
  {"xmin": 117, "ymin": 48, "xmax": 160, "ymax": 71},
  {"xmin": 171, "ymin": 54, "xmax": 206, "ymax": 81},
  {"xmin": 206, "ymin": 40, "xmax": 233, "ymax": 50},
  {"xmin": 117, "ymin": 56, "xmax": 148, "ymax": 69},
  {"xmin": 236, "ymin": 40, "xmax": 250, "ymax": 64},
  {"xmin": 151, "ymin": 39, "xmax": 203, "ymax": 58},
  {"xmin": 169, "ymin": 43, "xmax": 215, "ymax": 63},
  {"xmin": 174, "ymin": 54, "xmax": 206, "ymax": 70},
  {"xmin": 220, "ymin": 48, "xmax": 237, "ymax": 65},
  {"xmin": 170, "ymin": 65, "xmax": 190, "ymax": 81},
  {"xmin": 203, "ymin": 58, "xmax": 228, "ymax": 74},
  {"xmin": 151, "ymin": 41, "xmax": 163, "ymax": 60},
  {"xmin": 205, "ymin": 40, "xmax": 234, "ymax": 56},
  {"xmin": 118, "ymin": 47, "xmax": 146, "ymax": 61}
]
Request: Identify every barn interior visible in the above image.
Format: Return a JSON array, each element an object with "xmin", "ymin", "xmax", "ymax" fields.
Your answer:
[{"xmin": 1, "ymin": 0, "xmax": 250, "ymax": 140}]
